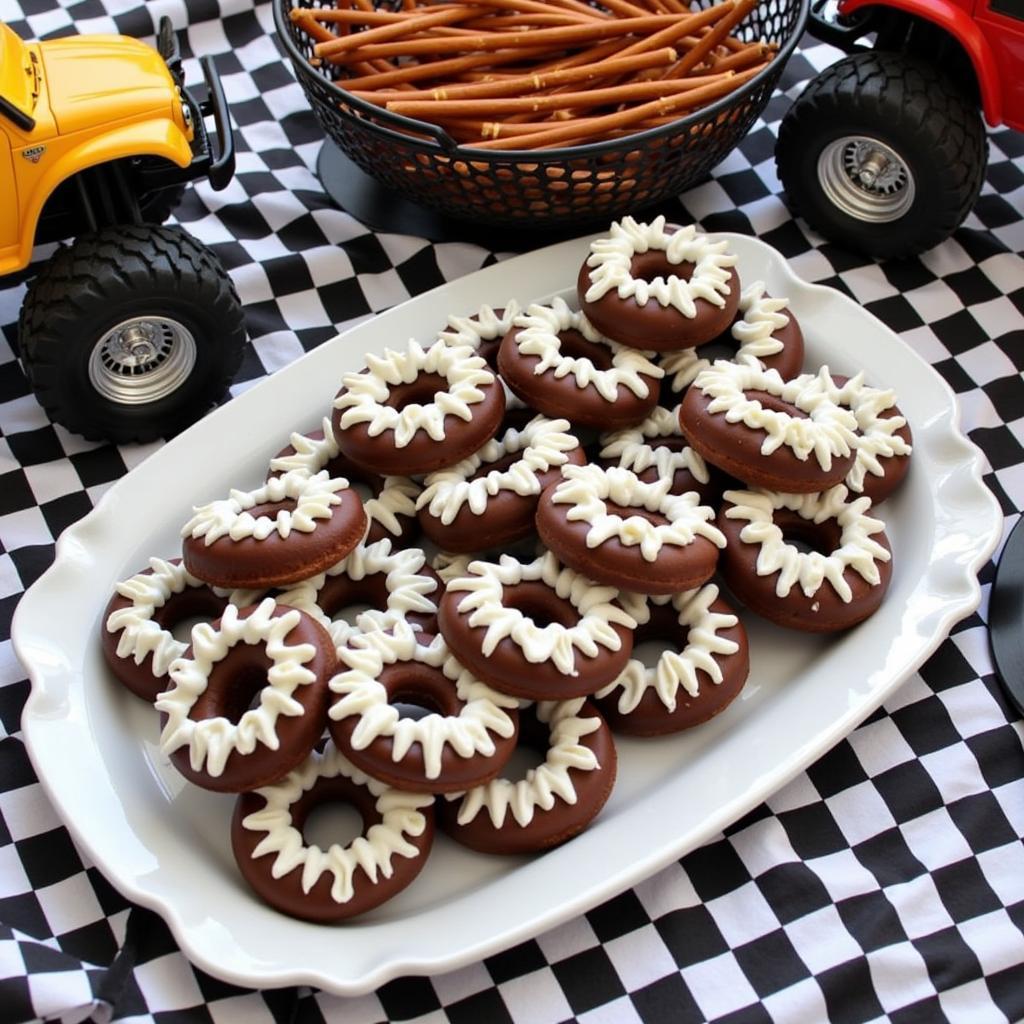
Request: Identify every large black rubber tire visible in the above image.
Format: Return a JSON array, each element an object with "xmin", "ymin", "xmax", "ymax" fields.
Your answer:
[
  {"xmin": 19, "ymin": 225, "xmax": 246, "ymax": 444},
  {"xmin": 775, "ymin": 52, "xmax": 987, "ymax": 259}
]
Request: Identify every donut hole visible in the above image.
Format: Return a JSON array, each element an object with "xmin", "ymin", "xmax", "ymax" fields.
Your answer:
[
  {"xmin": 319, "ymin": 574, "xmax": 390, "ymax": 626},
  {"xmin": 152, "ymin": 588, "xmax": 229, "ymax": 642},
  {"xmin": 775, "ymin": 511, "xmax": 844, "ymax": 557},
  {"xmin": 503, "ymin": 582, "xmax": 579, "ymax": 630},
  {"xmin": 469, "ymin": 448, "xmax": 523, "ymax": 481},
  {"xmin": 191, "ymin": 650, "xmax": 274, "ymax": 724},
  {"xmin": 380, "ymin": 664, "xmax": 462, "ymax": 721},
  {"xmin": 694, "ymin": 337, "xmax": 740, "ymax": 363},
  {"xmin": 630, "ymin": 250, "xmax": 693, "ymax": 284},
  {"xmin": 385, "ymin": 373, "xmax": 449, "ymax": 412},
  {"xmin": 742, "ymin": 390, "xmax": 809, "ymax": 419},
  {"xmin": 302, "ymin": 802, "xmax": 366, "ymax": 851},
  {"xmin": 603, "ymin": 501, "xmax": 670, "ymax": 529},
  {"xmin": 556, "ymin": 329, "xmax": 614, "ymax": 371},
  {"xmin": 389, "ymin": 690, "xmax": 445, "ymax": 722},
  {"xmin": 633, "ymin": 603, "xmax": 687, "ymax": 660},
  {"xmin": 501, "ymin": 707, "xmax": 554, "ymax": 779}
]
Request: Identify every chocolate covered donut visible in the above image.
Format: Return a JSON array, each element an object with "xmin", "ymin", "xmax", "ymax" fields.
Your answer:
[
  {"xmin": 181, "ymin": 469, "xmax": 367, "ymax": 590},
  {"xmin": 155, "ymin": 600, "xmax": 335, "ymax": 793},
  {"xmin": 678, "ymin": 362, "xmax": 859, "ymax": 493},
  {"xmin": 497, "ymin": 297, "xmax": 662, "ymax": 430},
  {"xmin": 578, "ymin": 217, "xmax": 741, "ymax": 350},
  {"xmin": 331, "ymin": 340, "xmax": 506, "ymax": 476},
  {"xmin": 440, "ymin": 699, "xmax": 616, "ymax": 854},
  {"xmin": 536, "ymin": 464, "xmax": 726, "ymax": 595},
  {"xmin": 232, "ymin": 741, "xmax": 434, "ymax": 922},
  {"xmin": 328, "ymin": 621, "xmax": 520, "ymax": 793},
  {"xmin": 438, "ymin": 301, "xmax": 521, "ymax": 372},
  {"xmin": 717, "ymin": 486, "xmax": 893, "ymax": 632},
  {"xmin": 594, "ymin": 585, "xmax": 749, "ymax": 734},
  {"xmin": 438, "ymin": 551, "xmax": 640, "ymax": 700}
]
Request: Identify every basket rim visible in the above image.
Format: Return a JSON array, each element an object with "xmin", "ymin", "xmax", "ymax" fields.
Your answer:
[{"xmin": 274, "ymin": 0, "xmax": 810, "ymax": 161}]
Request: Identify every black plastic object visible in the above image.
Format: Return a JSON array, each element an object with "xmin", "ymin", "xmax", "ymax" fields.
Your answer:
[
  {"xmin": 804, "ymin": 0, "xmax": 872, "ymax": 49},
  {"xmin": 989, "ymin": 515, "xmax": 1024, "ymax": 719},
  {"xmin": 275, "ymin": 0, "xmax": 808, "ymax": 230}
]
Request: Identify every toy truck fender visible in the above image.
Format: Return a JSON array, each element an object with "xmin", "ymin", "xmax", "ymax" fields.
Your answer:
[
  {"xmin": 840, "ymin": 0, "xmax": 1003, "ymax": 125},
  {"xmin": 3, "ymin": 119, "xmax": 193, "ymax": 276}
]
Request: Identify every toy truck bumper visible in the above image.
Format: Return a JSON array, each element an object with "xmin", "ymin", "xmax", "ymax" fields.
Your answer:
[{"xmin": 141, "ymin": 18, "xmax": 236, "ymax": 191}]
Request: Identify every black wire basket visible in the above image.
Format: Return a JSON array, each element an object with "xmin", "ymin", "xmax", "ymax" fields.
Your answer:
[{"xmin": 275, "ymin": 0, "xmax": 808, "ymax": 228}]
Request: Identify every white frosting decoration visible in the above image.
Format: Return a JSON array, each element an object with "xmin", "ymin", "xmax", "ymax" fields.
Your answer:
[
  {"xmin": 333, "ymin": 340, "xmax": 494, "ymax": 448},
  {"xmin": 327, "ymin": 620, "xmax": 518, "ymax": 780},
  {"xmin": 692, "ymin": 361, "xmax": 858, "ymax": 471},
  {"xmin": 268, "ymin": 417, "xmax": 419, "ymax": 538},
  {"xmin": 799, "ymin": 368, "xmax": 913, "ymax": 493},
  {"xmin": 439, "ymin": 300, "xmax": 521, "ymax": 350},
  {"xmin": 447, "ymin": 699, "xmax": 602, "ymax": 828},
  {"xmin": 241, "ymin": 742, "xmax": 433, "ymax": 903},
  {"xmin": 583, "ymin": 216, "xmax": 737, "ymax": 314},
  {"xmin": 599, "ymin": 405, "xmax": 710, "ymax": 486},
  {"xmin": 105, "ymin": 558, "xmax": 257, "ymax": 678},
  {"xmin": 181, "ymin": 469, "xmax": 348, "ymax": 546},
  {"xmin": 596, "ymin": 585, "xmax": 739, "ymax": 713},
  {"xmin": 723, "ymin": 485, "xmax": 891, "ymax": 602},
  {"xmin": 416, "ymin": 415, "xmax": 580, "ymax": 524},
  {"xmin": 661, "ymin": 280, "xmax": 793, "ymax": 391},
  {"xmin": 549, "ymin": 464, "xmax": 726, "ymax": 562},
  {"xmin": 447, "ymin": 551, "xmax": 638, "ymax": 677},
  {"xmin": 509, "ymin": 297, "xmax": 662, "ymax": 401},
  {"xmin": 156, "ymin": 599, "xmax": 319, "ymax": 778},
  {"xmin": 276, "ymin": 538, "xmax": 440, "ymax": 651}
]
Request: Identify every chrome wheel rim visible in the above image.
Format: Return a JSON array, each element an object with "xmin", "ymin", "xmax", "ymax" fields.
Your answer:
[
  {"xmin": 817, "ymin": 135, "xmax": 915, "ymax": 223},
  {"xmin": 88, "ymin": 316, "xmax": 196, "ymax": 405}
]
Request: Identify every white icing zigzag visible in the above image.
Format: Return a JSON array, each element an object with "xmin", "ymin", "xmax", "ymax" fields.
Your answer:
[
  {"xmin": 724, "ymin": 486, "xmax": 891, "ymax": 602},
  {"xmin": 447, "ymin": 699, "xmax": 601, "ymax": 829},
  {"xmin": 509, "ymin": 297, "xmax": 662, "ymax": 401},
  {"xmin": 692, "ymin": 361, "xmax": 858, "ymax": 471},
  {"xmin": 448, "ymin": 551, "xmax": 638, "ymax": 677},
  {"xmin": 599, "ymin": 405, "xmax": 710, "ymax": 486},
  {"xmin": 333, "ymin": 340, "xmax": 494, "ymax": 448},
  {"xmin": 327, "ymin": 620, "xmax": 518, "ymax": 780},
  {"xmin": 156, "ymin": 599, "xmax": 319, "ymax": 778},
  {"xmin": 799, "ymin": 368, "xmax": 913, "ymax": 493},
  {"xmin": 417, "ymin": 415, "xmax": 580, "ymax": 524},
  {"xmin": 182, "ymin": 469, "xmax": 347, "ymax": 546},
  {"xmin": 242, "ymin": 742, "xmax": 433, "ymax": 903},
  {"xmin": 583, "ymin": 216, "xmax": 738, "ymax": 314},
  {"xmin": 596, "ymin": 585, "xmax": 740, "ymax": 713},
  {"xmin": 661, "ymin": 280, "xmax": 793, "ymax": 391},
  {"xmin": 268, "ymin": 417, "xmax": 419, "ymax": 538},
  {"xmin": 549, "ymin": 464, "xmax": 726, "ymax": 562},
  {"xmin": 276, "ymin": 538, "xmax": 440, "ymax": 651},
  {"xmin": 439, "ymin": 300, "xmax": 521, "ymax": 350}
]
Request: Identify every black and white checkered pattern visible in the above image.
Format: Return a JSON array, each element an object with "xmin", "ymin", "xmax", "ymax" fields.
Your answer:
[{"xmin": 1, "ymin": 2, "xmax": 1022, "ymax": 1021}]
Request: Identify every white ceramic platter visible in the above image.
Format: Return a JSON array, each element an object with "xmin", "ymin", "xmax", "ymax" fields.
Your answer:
[{"xmin": 15, "ymin": 233, "xmax": 1002, "ymax": 996}]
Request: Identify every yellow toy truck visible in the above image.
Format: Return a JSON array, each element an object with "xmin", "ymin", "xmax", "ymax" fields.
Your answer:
[{"xmin": 1, "ymin": 16, "xmax": 245, "ymax": 443}]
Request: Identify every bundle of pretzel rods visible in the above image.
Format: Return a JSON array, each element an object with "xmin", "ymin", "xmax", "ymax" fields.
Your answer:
[{"xmin": 290, "ymin": 0, "xmax": 774, "ymax": 150}]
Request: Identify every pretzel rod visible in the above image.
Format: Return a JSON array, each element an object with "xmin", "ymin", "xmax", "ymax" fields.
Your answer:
[
  {"xmin": 460, "ymin": 13, "xmax": 599, "ymax": 29},
  {"xmin": 314, "ymin": 5, "xmax": 488, "ymax": 58},
  {"xmin": 385, "ymin": 72, "xmax": 727, "ymax": 116},
  {"xmin": 423, "ymin": 0, "xmax": 604, "ymax": 18},
  {"xmin": 708, "ymin": 41, "xmax": 771, "ymax": 73},
  {"xmin": 530, "ymin": 39, "xmax": 631, "ymax": 72},
  {"xmin": 320, "ymin": 14, "xmax": 718, "ymax": 62},
  {"xmin": 410, "ymin": 47, "xmax": 677, "ymax": 101},
  {"xmin": 471, "ymin": 65, "xmax": 759, "ymax": 148},
  {"xmin": 613, "ymin": 1, "xmax": 735, "ymax": 59},
  {"xmin": 336, "ymin": 44, "xmax": 562, "ymax": 89},
  {"xmin": 540, "ymin": 0, "xmax": 638, "ymax": 17},
  {"xmin": 661, "ymin": 0, "xmax": 757, "ymax": 78}
]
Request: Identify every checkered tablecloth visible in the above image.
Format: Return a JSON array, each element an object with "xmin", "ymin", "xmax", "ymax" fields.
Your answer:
[{"xmin": 1, "ymin": 1, "xmax": 1022, "ymax": 1021}]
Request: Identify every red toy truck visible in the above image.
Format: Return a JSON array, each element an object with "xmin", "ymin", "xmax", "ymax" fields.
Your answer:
[{"xmin": 775, "ymin": 0, "xmax": 1024, "ymax": 258}]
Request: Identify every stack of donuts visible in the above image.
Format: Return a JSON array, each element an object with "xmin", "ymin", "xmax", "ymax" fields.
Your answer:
[{"xmin": 100, "ymin": 215, "xmax": 911, "ymax": 924}]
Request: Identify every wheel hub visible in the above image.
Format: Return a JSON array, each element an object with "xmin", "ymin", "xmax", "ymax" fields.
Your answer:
[
  {"xmin": 89, "ymin": 316, "xmax": 197, "ymax": 406},
  {"xmin": 817, "ymin": 135, "xmax": 915, "ymax": 223}
]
